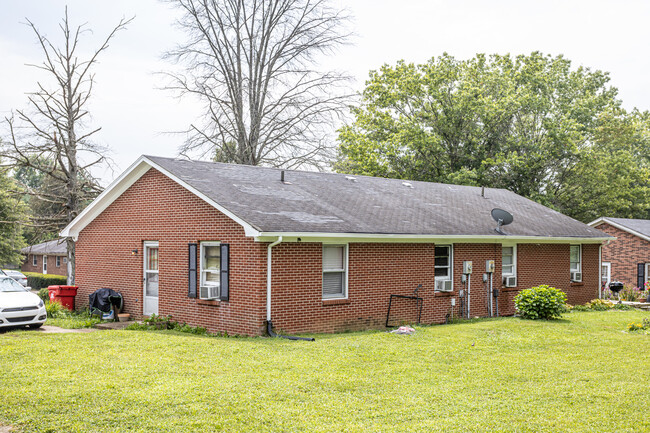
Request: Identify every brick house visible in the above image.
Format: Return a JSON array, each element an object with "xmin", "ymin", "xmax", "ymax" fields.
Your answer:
[
  {"xmin": 20, "ymin": 239, "xmax": 68, "ymax": 277},
  {"xmin": 61, "ymin": 156, "xmax": 611, "ymax": 336},
  {"xmin": 588, "ymin": 217, "xmax": 650, "ymax": 289}
]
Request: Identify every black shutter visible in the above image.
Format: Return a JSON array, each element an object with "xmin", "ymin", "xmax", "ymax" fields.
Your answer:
[
  {"xmin": 188, "ymin": 243, "xmax": 197, "ymax": 298},
  {"xmin": 638, "ymin": 263, "xmax": 645, "ymax": 289},
  {"xmin": 220, "ymin": 244, "xmax": 229, "ymax": 301}
]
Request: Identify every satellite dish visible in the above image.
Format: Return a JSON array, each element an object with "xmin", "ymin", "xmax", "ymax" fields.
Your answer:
[{"xmin": 491, "ymin": 208, "xmax": 513, "ymax": 235}]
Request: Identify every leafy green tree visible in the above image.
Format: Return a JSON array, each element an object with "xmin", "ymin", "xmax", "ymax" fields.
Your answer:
[
  {"xmin": 336, "ymin": 52, "xmax": 650, "ymax": 220},
  {"xmin": 0, "ymin": 164, "xmax": 27, "ymax": 266}
]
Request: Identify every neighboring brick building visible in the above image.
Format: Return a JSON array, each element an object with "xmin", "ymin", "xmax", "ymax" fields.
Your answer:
[
  {"xmin": 61, "ymin": 156, "xmax": 611, "ymax": 336},
  {"xmin": 589, "ymin": 217, "xmax": 650, "ymax": 289},
  {"xmin": 21, "ymin": 239, "xmax": 68, "ymax": 277}
]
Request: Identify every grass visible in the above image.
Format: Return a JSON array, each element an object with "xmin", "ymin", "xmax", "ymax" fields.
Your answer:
[{"xmin": 1, "ymin": 310, "xmax": 649, "ymax": 432}]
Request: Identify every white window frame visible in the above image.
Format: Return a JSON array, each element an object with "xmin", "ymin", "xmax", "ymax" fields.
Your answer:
[
  {"xmin": 322, "ymin": 244, "xmax": 348, "ymax": 300},
  {"xmin": 199, "ymin": 242, "xmax": 221, "ymax": 299},
  {"xmin": 645, "ymin": 263, "xmax": 650, "ymax": 287},
  {"xmin": 42, "ymin": 255, "xmax": 47, "ymax": 274},
  {"xmin": 56, "ymin": 256, "xmax": 61, "ymax": 267},
  {"xmin": 32, "ymin": 255, "xmax": 37, "ymax": 266},
  {"xmin": 501, "ymin": 244, "xmax": 517, "ymax": 278},
  {"xmin": 434, "ymin": 245, "xmax": 453, "ymax": 282},
  {"xmin": 570, "ymin": 245, "xmax": 582, "ymax": 282}
]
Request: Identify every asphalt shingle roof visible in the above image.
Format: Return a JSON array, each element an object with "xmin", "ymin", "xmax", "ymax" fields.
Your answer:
[
  {"xmin": 21, "ymin": 239, "xmax": 67, "ymax": 255},
  {"xmin": 146, "ymin": 156, "xmax": 610, "ymax": 239},
  {"xmin": 600, "ymin": 218, "xmax": 650, "ymax": 238}
]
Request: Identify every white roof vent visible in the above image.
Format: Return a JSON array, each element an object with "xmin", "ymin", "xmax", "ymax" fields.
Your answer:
[
  {"xmin": 345, "ymin": 176, "xmax": 357, "ymax": 182},
  {"xmin": 402, "ymin": 182, "xmax": 413, "ymax": 188}
]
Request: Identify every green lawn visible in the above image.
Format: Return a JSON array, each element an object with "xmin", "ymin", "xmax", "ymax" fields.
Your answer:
[{"xmin": 1, "ymin": 311, "xmax": 649, "ymax": 432}]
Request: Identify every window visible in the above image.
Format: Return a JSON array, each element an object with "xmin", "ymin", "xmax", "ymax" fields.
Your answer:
[
  {"xmin": 570, "ymin": 245, "xmax": 582, "ymax": 282},
  {"xmin": 200, "ymin": 242, "xmax": 221, "ymax": 299},
  {"xmin": 32, "ymin": 255, "xmax": 37, "ymax": 266},
  {"xmin": 322, "ymin": 245, "xmax": 347, "ymax": 299},
  {"xmin": 502, "ymin": 246, "xmax": 516, "ymax": 276},
  {"xmin": 435, "ymin": 245, "xmax": 452, "ymax": 280},
  {"xmin": 56, "ymin": 256, "xmax": 61, "ymax": 267},
  {"xmin": 42, "ymin": 255, "xmax": 47, "ymax": 274}
]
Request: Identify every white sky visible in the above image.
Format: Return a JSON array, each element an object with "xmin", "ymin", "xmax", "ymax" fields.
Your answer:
[{"xmin": 2, "ymin": 0, "xmax": 650, "ymax": 185}]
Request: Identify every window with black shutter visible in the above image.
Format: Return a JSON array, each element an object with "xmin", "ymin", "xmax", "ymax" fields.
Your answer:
[
  {"xmin": 220, "ymin": 244, "xmax": 229, "ymax": 301},
  {"xmin": 188, "ymin": 243, "xmax": 197, "ymax": 298}
]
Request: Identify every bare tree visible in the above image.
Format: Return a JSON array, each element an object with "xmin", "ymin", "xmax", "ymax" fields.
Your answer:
[
  {"xmin": 2, "ymin": 8, "xmax": 132, "ymax": 284},
  {"xmin": 163, "ymin": 0, "xmax": 351, "ymax": 168}
]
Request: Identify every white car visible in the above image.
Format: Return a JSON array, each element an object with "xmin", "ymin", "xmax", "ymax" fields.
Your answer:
[
  {"xmin": 2, "ymin": 270, "xmax": 30, "ymax": 289},
  {"xmin": 0, "ymin": 276, "xmax": 47, "ymax": 329}
]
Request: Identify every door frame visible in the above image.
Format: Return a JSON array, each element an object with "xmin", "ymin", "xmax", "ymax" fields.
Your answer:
[
  {"xmin": 143, "ymin": 241, "xmax": 159, "ymax": 315},
  {"xmin": 601, "ymin": 262, "xmax": 611, "ymax": 288}
]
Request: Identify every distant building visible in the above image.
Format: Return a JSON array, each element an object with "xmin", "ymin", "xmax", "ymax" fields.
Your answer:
[
  {"xmin": 589, "ymin": 217, "xmax": 650, "ymax": 289},
  {"xmin": 21, "ymin": 239, "xmax": 68, "ymax": 277}
]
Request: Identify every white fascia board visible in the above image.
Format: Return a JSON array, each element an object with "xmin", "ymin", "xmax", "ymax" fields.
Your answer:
[
  {"xmin": 254, "ymin": 232, "xmax": 612, "ymax": 244},
  {"xmin": 60, "ymin": 156, "xmax": 261, "ymax": 241},
  {"xmin": 60, "ymin": 157, "xmax": 152, "ymax": 240},
  {"xmin": 143, "ymin": 157, "xmax": 261, "ymax": 238},
  {"xmin": 588, "ymin": 217, "xmax": 650, "ymax": 243}
]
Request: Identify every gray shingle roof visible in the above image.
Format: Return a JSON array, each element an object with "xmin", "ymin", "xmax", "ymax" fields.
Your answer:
[
  {"xmin": 146, "ymin": 156, "xmax": 608, "ymax": 239},
  {"xmin": 21, "ymin": 239, "xmax": 67, "ymax": 255},
  {"xmin": 599, "ymin": 218, "xmax": 650, "ymax": 238}
]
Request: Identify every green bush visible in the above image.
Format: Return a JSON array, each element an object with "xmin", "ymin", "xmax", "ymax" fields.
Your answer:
[
  {"xmin": 23, "ymin": 272, "xmax": 67, "ymax": 291},
  {"xmin": 514, "ymin": 285, "xmax": 567, "ymax": 320},
  {"xmin": 37, "ymin": 287, "xmax": 49, "ymax": 302},
  {"xmin": 45, "ymin": 300, "xmax": 67, "ymax": 318}
]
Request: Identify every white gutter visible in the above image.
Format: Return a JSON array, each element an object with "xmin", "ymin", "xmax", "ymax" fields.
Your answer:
[
  {"xmin": 266, "ymin": 236, "xmax": 283, "ymax": 322},
  {"xmin": 254, "ymin": 232, "xmax": 612, "ymax": 244}
]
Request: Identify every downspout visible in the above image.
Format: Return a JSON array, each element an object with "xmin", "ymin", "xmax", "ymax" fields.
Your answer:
[
  {"xmin": 598, "ymin": 244, "xmax": 602, "ymax": 299},
  {"xmin": 266, "ymin": 236, "xmax": 315, "ymax": 342}
]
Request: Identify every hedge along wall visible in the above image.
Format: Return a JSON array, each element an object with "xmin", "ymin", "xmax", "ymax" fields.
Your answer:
[{"xmin": 23, "ymin": 272, "xmax": 67, "ymax": 290}]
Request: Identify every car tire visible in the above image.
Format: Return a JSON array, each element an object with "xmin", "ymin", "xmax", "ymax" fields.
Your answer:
[{"xmin": 28, "ymin": 324, "xmax": 43, "ymax": 329}]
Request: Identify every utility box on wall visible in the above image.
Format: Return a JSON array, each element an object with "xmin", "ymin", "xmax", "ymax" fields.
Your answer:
[
  {"xmin": 485, "ymin": 260, "xmax": 495, "ymax": 273},
  {"xmin": 463, "ymin": 261, "xmax": 473, "ymax": 274}
]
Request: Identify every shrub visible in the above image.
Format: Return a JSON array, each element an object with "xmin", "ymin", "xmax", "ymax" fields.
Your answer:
[
  {"xmin": 23, "ymin": 272, "xmax": 67, "ymax": 291},
  {"xmin": 586, "ymin": 299, "xmax": 614, "ymax": 311},
  {"xmin": 37, "ymin": 287, "xmax": 49, "ymax": 302},
  {"xmin": 570, "ymin": 304, "xmax": 591, "ymax": 312},
  {"xmin": 45, "ymin": 301, "xmax": 68, "ymax": 318},
  {"xmin": 514, "ymin": 285, "xmax": 567, "ymax": 320}
]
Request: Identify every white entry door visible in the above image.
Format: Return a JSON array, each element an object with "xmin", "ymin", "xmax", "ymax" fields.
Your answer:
[
  {"xmin": 143, "ymin": 242, "xmax": 159, "ymax": 315},
  {"xmin": 601, "ymin": 262, "xmax": 611, "ymax": 288}
]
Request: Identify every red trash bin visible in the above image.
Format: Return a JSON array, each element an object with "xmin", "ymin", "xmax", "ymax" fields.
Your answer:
[{"xmin": 47, "ymin": 285, "xmax": 78, "ymax": 310}]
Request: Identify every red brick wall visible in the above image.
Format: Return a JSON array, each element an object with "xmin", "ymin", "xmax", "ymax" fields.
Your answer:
[
  {"xmin": 21, "ymin": 254, "xmax": 67, "ymax": 277},
  {"xmin": 74, "ymin": 167, "xmax": 601, "ymax": 336},
  {"xmin": 596, "ymin": 222, "xmax": 650, "ymax": 288},
  {"xmin": 75, "ymin": 168, "xmax": 267, "ymax": 336},
  {"xmin": 268, "ymin": 242, "xmax": 600, "ymax": 334}
]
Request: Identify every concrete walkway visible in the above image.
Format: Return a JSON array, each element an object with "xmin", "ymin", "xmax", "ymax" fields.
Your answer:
[{"xmin": 37, "ymin": 325, "xmax": 97, "ymax": 334}]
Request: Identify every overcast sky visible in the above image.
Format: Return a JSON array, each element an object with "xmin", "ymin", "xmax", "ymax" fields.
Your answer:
[{"xmin": 2, "ymin": 0, "xmax": 650, "ymax": 185}]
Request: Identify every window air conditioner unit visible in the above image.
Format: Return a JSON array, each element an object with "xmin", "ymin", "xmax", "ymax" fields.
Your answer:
[
  {"xmin": 435, "ymin": 280, "xmax": 453, "ymax": 292},
  {"xmin": 503, "ymin": 276, "xmax": 517, "ymax": 287},
  {"xmin": 200, "ymin": 285, "xmax": 219, "ymax": 300},
  {"xmin": 571, "ymin": 272, "xmax": 582, "ymax": 282}
]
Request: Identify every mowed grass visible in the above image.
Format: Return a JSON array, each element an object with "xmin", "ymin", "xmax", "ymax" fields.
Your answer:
[{"xmin": 1, "ymin": 311, "xmax": 649, "ymax": 432}]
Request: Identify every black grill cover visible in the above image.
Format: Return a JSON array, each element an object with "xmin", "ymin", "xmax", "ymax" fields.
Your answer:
[{"xmin": 89, "ymin": 288, "xmax": 123, "ymax": 314}]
